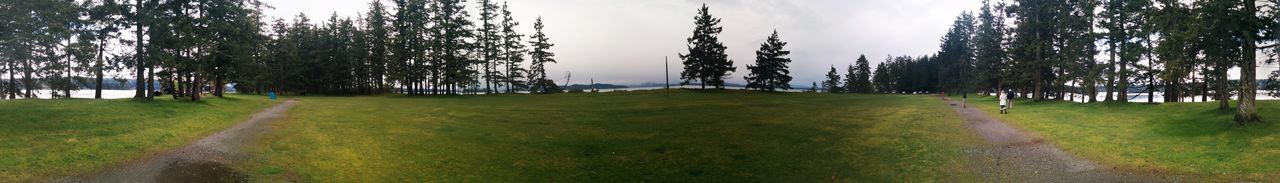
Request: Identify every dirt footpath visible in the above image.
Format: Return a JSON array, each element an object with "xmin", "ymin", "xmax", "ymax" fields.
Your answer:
[
  {"xmin": 943, "ymin": 99, "xmax": 1172, "ymax": 182},
  {"xmin": 56, "ymin": 99, "xmax": 298, "ymax": 183}
]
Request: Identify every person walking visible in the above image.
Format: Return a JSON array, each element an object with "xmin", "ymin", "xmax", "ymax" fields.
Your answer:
[{"xmin": 999, "ymin": 91, "xmax": 1008, "ymax": 114}]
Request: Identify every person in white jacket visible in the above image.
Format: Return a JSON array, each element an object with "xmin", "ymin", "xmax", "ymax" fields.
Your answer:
[{"xmin": 999, "ymin": 91, "xmax": 1009, "ymax": 114}]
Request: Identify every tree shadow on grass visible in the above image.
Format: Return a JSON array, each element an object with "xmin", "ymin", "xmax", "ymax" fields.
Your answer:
[
  {"xmin": 388, "ymin": 94, "xmax": 468, "ymax": 99},
  {"xmin": 1148, "ymin": 108, "xmax": 1256, "ymax": 138}
]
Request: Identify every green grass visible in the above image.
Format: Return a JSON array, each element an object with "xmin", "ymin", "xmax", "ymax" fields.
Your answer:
[
  {"xmin": 244, "ymin": 90, "xmax": 983, "ymax": 182},
  {"xmin": 963, "ymin": 95, "xmax": 1280, "ymax": 181},
  {"xmin": 0, "ymin": 95, "xmax": 277, "ymax": 182}
]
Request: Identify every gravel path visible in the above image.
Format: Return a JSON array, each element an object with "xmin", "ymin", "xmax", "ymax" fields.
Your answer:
[
  {"xmin": 56, "ymin": 99, "xmax": 299, "ymax": 183},
  {"xmin": 943, "ymin": 99, "xmax": 1168, "ymax": 182}
]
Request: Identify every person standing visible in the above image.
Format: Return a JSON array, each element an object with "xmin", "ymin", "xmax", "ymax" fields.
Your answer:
[
  {"xmin": 268, "ymin": 89, "xmax": 277, "ymax": 100},
  {"xmin": 999, "ymin": 91, "xmax": 1009, "ymax": 114}
]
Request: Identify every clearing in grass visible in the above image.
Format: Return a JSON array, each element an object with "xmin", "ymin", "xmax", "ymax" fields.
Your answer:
[{"xmin": 243, "ymin": 90, "xmax": 983, "ymax": 182}]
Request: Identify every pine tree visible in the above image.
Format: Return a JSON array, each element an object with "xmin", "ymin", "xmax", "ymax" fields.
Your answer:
[
  {"xmin": 1197, "ymin": 0, "xmax": 1241, "ymax": 110},
  {"xmin": 842, "ymin": 64, "xmax": 856, "ymax": 92},
  {"xmin": 849, "ymin": 55, "xmax": 873, "ymax": 93},
  {"xmin": 1236, "ymin": 0, "xmax": 1262, "ymax": 123},
  {"xmin": 131, "ymin": 0, "xmax": 146, "ymax": 99},
  {"xmin": 391, "ymin": 0, "xmax": 427, "ymax": 94},
  {"xmin": 427, "ymin": 0, "xmax": 478, "ymax": 95},
  {"xmin": 1007, "ymin": 0, "xmax": 1066, "ymax": 101},
  {"xmin": 83, "ymin": 0, "xmax": 129, "ymax": 99},
  {"xmin": 478, "ymin": 0, "xmax": 501, "ymax": 94},
  {"xmin": 527, "ymin": 17, "xmax": 557, "ymax": 94},
  {"xmin": 937, "ymin": 12, "xmax": 976, "ymax": 96},
  {"xmin": 499, "ymin": 2, "xmax": 527, "ymax": 93},
  {"xmin": 744, "ymin": 30, "xmax": 792, "ymax": 92},
  {"xmin": 873, "ymin": 61, "xmax": 891, "ymax": 93},
  {"xmin": 823, "ymin": 66, "xmax": 843, "ymax": 93},
  {"xmin": 365, "ymin": 0, "xmax": 391, "ymax": 93},
  {"xmin": 679, "ymin": 4, "xmax": 734, "ymax": 89},
  {"xmin": 974, "ymin": 0, "xmax": 1007, "ymax": 98}
]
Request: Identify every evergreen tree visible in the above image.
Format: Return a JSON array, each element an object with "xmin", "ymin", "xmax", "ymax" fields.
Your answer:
[
  {"xmin": 974, "ymin": 0, "xmax": 1006, "ymax": 98},
  {"xmin": 527, "ymin": 17, "xmax": 557, "ymax": 94},
  {"xmin": 391, "ymin": 0, "xmax": 427, "ymax": 95},
  {"xmin": 1196, "ymin": 0, "xmax": 1241, "ymax": 110},
  {"xmin": 823, "ymin": 66, "xmax": 843, "ymax": 93},
  {"xmin": 478, "ymin": 0, "xmax": 501, "ymax": 94},
  {"xmin": 433, "ymin": 0, "xmax": 478, "ymax": 95},
  {"xmin": 937, "ymin": 12, "xmax": 976, "ymax": 95},
  {"xmin": 1152, "ymin": 0, "xmax": 1196, "ymax": 103},
  {"xmin": 846, "ymin": 55, "xmax": 873, "ymax": 93},
  {"xmin": 499, "ymin": 2, "xmax": 527, "ymax": 93},
  {"xmin": 83, "ymin": 0, "xmax": 129, "ymax": 99},
  {"xmin": 843, "ymin": 64, "xmax": 856, "ymax": 92},
  {"xmin": 365, "ymin": 0, "xmax": 391, "ymax": 93},
  {"xmin": 743, "ymin": 30, "xmax": 792, "ymax": 92},
  {"xmin": 1235, "ymin": 0, "xmax": 1262, "ymax": 123},
  {"xmin": 127, "ymin": 0, "xmax": 146, "ymax": 99},
  {"xmin": 679, "ymin": 4, "xmax": 734, "ymax": 89},
  {"xmin": 873, "ymin": 61, "xmax": 891, "ymax": 93}
]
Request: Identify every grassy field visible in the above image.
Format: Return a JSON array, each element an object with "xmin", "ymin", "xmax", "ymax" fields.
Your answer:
[
  {"xmin": 243, "ymin": 90, "xmax": 983, "ymax": 182},
  {"xmin": 963, "ymin": 95, "xmax": 1280, "ymax": 181},
  {"xmin": 0, "ymin": 95, "xmax": 277, "ymax": 182}
]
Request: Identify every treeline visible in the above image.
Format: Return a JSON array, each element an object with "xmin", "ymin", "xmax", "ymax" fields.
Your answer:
[
  {"xmin": 873, "ymin": 0, "xmax": 1278, "ymax": 124},
  {"xmin": 0, "ymin": 0, "xmax": 560, "ymax": 101},
  {"xmin": 678, "ymin": 4, "xmax": 876, "ymax": 93}
]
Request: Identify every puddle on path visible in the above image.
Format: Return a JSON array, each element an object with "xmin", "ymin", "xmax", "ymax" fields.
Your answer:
[{"xmin": 155, "ymin": 160, "xmax": 248, "ymax": 183}]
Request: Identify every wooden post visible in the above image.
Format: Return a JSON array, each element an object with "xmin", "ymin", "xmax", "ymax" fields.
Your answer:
[{"xmin": 665, "ymin": 56, "xmax": 670, "ymax": 92}]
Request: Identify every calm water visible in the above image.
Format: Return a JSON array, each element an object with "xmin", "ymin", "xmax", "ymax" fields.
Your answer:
[
  {"xmin": 1054, "ymin": 91, "xmax": 1280, "ymax": 103},
  {"xmin": 8, "ymin": 90, "xmax": 138, "ymax": 99},
  {"xmin": 597, "ymin": 86, "xmax": 809, "ymax": 93}
]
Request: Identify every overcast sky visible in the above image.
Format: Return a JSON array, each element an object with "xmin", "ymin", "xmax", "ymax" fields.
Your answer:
[{"xmin": 261, "ymin": 0, "xmax": 986, "ymax": 86}]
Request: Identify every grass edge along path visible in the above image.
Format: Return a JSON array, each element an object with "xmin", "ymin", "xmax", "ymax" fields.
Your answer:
[
  {"xmin": 0, "ymin": 94, "xmax": 278, "ymax": 182},
  {"xmin": 961, "ymin": 94, "xmax": 1280, "ymax": 181},
  {"xmin": 242, "ymin": 90, "xmax": 985, "ymax": 182}
]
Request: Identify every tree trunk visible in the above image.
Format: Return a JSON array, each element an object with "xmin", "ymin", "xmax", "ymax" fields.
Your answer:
[
  {"xmin": 1057, "ymin": 79, "xmax": 1066, "ymax": 100},
  {"xmin": 95, "ymin": 39, "xmax": 106, "ymax": 99},
  {"xmin": 134, "ymin": 0, "xmax": 146, "ymax": 99},
  {"xmin": 7, "ymin": 60, "xmax": 15, "ymax": 99},
  {"xmin": 1119, "ymin": 61, "xmax": 1129, "ymax": 103},
  {"xmin": 1148, "ymin": 58, "xmax": 1154, "ymax": 103},
  {"xmin": 147, "ymin": 66, "xmax": 155, "ymax": 99},
  {"xmin": 1087, "ymin": 74, "xmax": 1098, "ymax": 103},
  {"xmin": 485, "ymin": 62, "xmax": 492, "ymax": 94},
  {"xmin": 214, "ymin": 75, "xmax": 224, "ymax": 97},
  {"xmin": 1034, "ymin": 73, "xmax": 1043, "ymax": 101},
  {"xmin": 24, "ymin": 59, "xmax": 33, "ymax": 98},
  {"xmin": 1152, "ymin": 39, "xmax": 1162, "ymax": 103},
  {"xmin": 1236, "ymin": 2, "xmax": 1260, "ymax": 123},
  {"xmin": 1217, "ymin": 67, "xmax": 1229, "ymax": 110},
  {"xmin": 996, "ymin": 81, "xmax": 1003, "ymax": 100},
  {"xmin": 191, "ymin": 73, "xmax": 200, "ymax": 101},
  {"xmin": 1201, "ymin": 72, "xmax": 1208, "ymax": 102},
  {"xmin": 1106, "ymin": 41, "xmax": 1116, "ymax": 102}
]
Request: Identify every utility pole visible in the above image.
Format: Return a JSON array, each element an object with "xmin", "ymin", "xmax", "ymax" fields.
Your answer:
[{"xmin": 665, "ymin": 56, "xmax": 670, "ymax": 92}]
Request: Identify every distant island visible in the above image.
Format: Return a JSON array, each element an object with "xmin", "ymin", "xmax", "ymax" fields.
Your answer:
[{"xmin": 564, "ymin": 83, "xmax": 629, "ymax": 91}]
